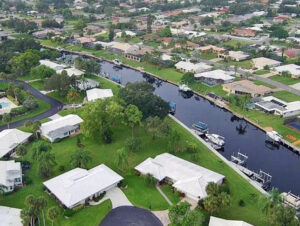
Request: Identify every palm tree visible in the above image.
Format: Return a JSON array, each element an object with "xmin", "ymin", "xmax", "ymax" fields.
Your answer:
[
  {"xmin": 70, "ymin": 150, "xmax": 92, "ymax": 169},
  {"xmin": 47, "ymin": 206, "xmax": 59, "ymax": 226},
  {"xmin": 32, "ymin": 120, "xmax": 41, "ymax": 139},
  {"xmin": 261, "ymin": 188, "xmax": 282, "ymax": 216},
  {"xmin": 67, "ymin": 88, "xmax": 80, "ymax": 106},
  {"xmin": 16, "ymin": 144, "xmax": 26, "ymax": 160},
  {"xmin": 2, "ymin": 113, "xmax": 11, "ymax": 129},
  {"xmin": 20, "ymin": 209, "xmax": 31, "ymax": 226},
  {"xmin": 37, "ymin": 196, "xmax": 47, "ymax": 226},
  {"xmin": 31, "ymin": 141, "xmax": 52, "ymax": 160},
  {"xmin": 114, "ymin": 148, "xmax": 129, "ymax": 171},
  {"xmin": 206, "ymin": 182, "xmax": 220, "ymax": 196},
  {"xmin": 38, "ymin": 152, "xmax": 56, "ymax": 178}
]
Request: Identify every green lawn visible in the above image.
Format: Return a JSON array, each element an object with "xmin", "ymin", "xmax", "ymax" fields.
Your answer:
[
  {"xmin": 84, "ymin": 74, "xmax": 121, "ymax": 95},
  {"xmin": 122, "ymin": 175, "xmax": 169, "ymax": 210},
  {"xmin": 223, "ymin": 60, "xmax": 253, "ymax": 69},
  {"xmin": 199, "ymin": 52, "xmax": 218, "ymax": 60},
  {"xmin": 0, "ymin": 82, "xmax": 9, "ymax": 91},
  {"xmin": 29, "ymin": 80, "xmax": 45, "ymax": 90},
  {"xmin": 255, "ymin": 69, "xmax": 270, "ymax": 75},
  {"xmin": 0, "ymin": 98, "xmax": 51, "ymax": 126},
  {"xmin": 46, "ymin": 91, "xmax": 85, "ymax": 104},
  {"xmin": 272, "ymin": 91, "xmax": 300, "ymax": 102},
  {"xmin": 253, "ymin": 80, "xmax": 276, "ymax": 88},
  {"xmin": 222, "ymin": 40, "xmax": 250, "ymax": 49},
  {"xmin": 269, "ymin": 75, "xmax": 300, "ymax": 85},
  {"xmin": 160, "ymin": 185, "xmax": 180, "ymax": 204}
]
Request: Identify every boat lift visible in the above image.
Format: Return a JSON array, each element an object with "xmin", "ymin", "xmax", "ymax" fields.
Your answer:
[
  {"xmin": 231, "ymin": 152, "xmax": 248, "ymax": 166},
  {"xmin": 253, "ymin": 170, "xmax": 272, "ymax": 190}
]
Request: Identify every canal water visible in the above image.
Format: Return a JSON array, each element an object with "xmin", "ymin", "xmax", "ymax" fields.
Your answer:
[
  {"xmin": 98, "ymin": 60, "xmax": 300, "ymax": 195},
  {"xmin": 62, "ymin": 51, "xmax": 300, "ymax": 194}
]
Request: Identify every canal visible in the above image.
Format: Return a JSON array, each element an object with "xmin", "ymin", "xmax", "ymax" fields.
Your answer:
[
  {"xmin": 61, "ymin": 50, "xmax": 300, "ymax": 195},
  {"xmin": 99, "ymin": 60, "xmax": 300, "ymax": 195}
]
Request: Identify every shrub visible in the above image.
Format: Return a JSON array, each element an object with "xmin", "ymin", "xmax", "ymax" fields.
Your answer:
[
  {"xmin": 144, "ymin": 173, "xmax": 157, "ymax": 187},
  {"xmin": 125, "ymin": 137, "xmax": 142, "ymax": 153},
  {"xmin": 10, "ymin": 106, "xmax": 28, "ymax": 116},
  {"xmin": 59, "ymin": 165, "xmax": 65, "ymax": 172},
  {"xmin": 23, "ymin": 98, "xmax": 38, "ymax": 110},
  {"xmin": 64, "ymin": 209, "xmax": 75, "ymax": 217},
  {"xmin": 220, "ymin": 183, "xmax": 230, "ymax": 194},
  {"xmin": 185, "ymin": 142, "xmax": 198, "ymax": 153},
  {"xmin": 118, "ymin": 180, "xmax": 128, "ymax": 188},
  {"xmin": 239, "ymin": 199, "xmax": 245, "ymax": 207},
  {"xmin": 24, "ymin": 120, "xmax": 33, "ymax": 128},
  {"xmin": 73, "ymin": 204, "xmax": 84, "ymax": 212},
  {"xmin": 23, "ymin": 175, "xmax": 32, "ymax": 185}
]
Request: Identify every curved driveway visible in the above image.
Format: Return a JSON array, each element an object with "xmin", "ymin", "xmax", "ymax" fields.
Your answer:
[{"xmin": 0, "ymin": 80, "xmax": 63, "ymax": 131}]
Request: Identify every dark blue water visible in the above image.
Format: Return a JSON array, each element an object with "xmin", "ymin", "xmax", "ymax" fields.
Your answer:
[{"xmin": 98, "ymin": 60, "xmax": 300, "ymax": 195}]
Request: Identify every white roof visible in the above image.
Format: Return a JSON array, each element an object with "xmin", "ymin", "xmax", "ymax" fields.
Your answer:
[
  {"xmin": 227, "ymin": 51, "xmax": 249, "ymax": 60},
  {"xmin": 209, "ymin": 216, "xmax": 253, "ymax": 226},
  {"xmin": 43, "ymin": 164, "xmax": 123, "ymax": 208},
  {"xmin": 57, "ymin": 67, "xmax": 85, "ymax": 77},
  {"xmin": 175, "ymin": 61, "xmax": 212, "ymax": 72},
  {"xmin": 39, "ymin": 60, "xmax": 66, "ymax": 71},
  {"xmin": 252, "ymin": 57, "xmax": 281, "ymax": 69},
  {"xmin": 135, "ymin": 153, "xmax": 225, "ymax": 200},
  {"xmin": 275, "ymin": 64, "xmax": 300, "ymax": 76},
  {"xmin": 0, "ymin": 160, "xmax": 21, "ymax": 187},
  {"xmin": 0, "ymin": 206, "xmax": 22, "ymax": 226},
  {"xmin": 0, "ymin": 129, "xmax": 32, "ymax": 158},
  {"xmin": 86, "ymin": 88, "xmax": 113, "ymax": 102},
  {"xmin": 194, "ymin": 70, "xmax": 235, "ymax": 81},
  {"xmin": 256, "ymin": 96, "xmax": 300, "ymax": 114},
  {"xmin": 40, "ymin": 114, "xmax": 83, "ymax": 136}
]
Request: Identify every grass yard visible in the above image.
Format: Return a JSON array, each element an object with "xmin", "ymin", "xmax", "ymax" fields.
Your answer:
[
  {"xmin": 29, "ymin": 80, "xmax": 45, "ymax": 90},
  {"xmin": 223, "ymin": 60, "xmax": 253, "ymax": 69},
  {"xmin": 269, "ymin": 75, "xmax": 300, "ymax": 86},
  {"xmin": 122, "ymin": 175, "xmax": 169, "ymax": 210},
  {"xmin": 222, "ymin": 40, "xmax": 250, "ymax": 49},
  {"xmin": 199, "ymin": 52, "xmax": 218, "ymax": 60},
  {"xmin": 0, "ymin": 82, "xmax": 9, "ymax": 91},
  {"xmin": 46, "ymin": 91, "xmax": 85, "ymax": 104},
  {"xmin": 160, "ymin": 185, "xmax": 181, "ymax": 204},
  {"xmin": 84, "ymin": 74, "xmax": 122, "ymax": 95},
  {"xmin": 255, "ymin": 69, "xmax": 270, "ymax": 75},
  {"xmin": 0, "ymin": 98, "xmax": 51, "ymax": 126},
  {"xmin": 188, "ymin": 82, "xmax": 228, "ymax": 98},
  {"xmin": 272, "ymin": 91, "xmax": 300, "ymax": 102},
  {"xmin": 253, "ymin": 80, "xmax": 276, "ymax": 88}
]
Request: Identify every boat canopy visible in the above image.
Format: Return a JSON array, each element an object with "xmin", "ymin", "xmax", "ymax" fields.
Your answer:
[{"xmin": 193, "ymin": 122, "xmax": 208, "ymax": 130}]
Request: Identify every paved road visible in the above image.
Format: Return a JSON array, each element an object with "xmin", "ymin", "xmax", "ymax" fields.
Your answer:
[
  {"xmin": 253, "ymin": 75, "xmax": 300, "ymax": 96},
  {"xmin": 198, "ymin": 59, "xmax": 300, "ymax": 96},
  {"xmin": 0, "ymin": 80, "xmax": 64, "ymax": 131}
]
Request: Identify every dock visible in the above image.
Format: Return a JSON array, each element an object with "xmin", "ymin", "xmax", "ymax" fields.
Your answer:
[{"xmin": 231, "ymin": 152, "xmax": 248, "ymax": 166}]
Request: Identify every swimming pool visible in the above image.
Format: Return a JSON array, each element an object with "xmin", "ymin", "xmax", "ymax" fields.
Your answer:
[
  {"xmin": 289, "ymin": 123, "xmax": 300, "ymax": 132},
  {"xmin": 0, "ymin": 102, "xmax": 9, "ymax": 108}
]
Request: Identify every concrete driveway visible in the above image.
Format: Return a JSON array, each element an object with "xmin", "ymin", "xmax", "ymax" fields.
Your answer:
[{"xmin": 90, "ymin": 187, "xmax": 132, "ymax": 209}]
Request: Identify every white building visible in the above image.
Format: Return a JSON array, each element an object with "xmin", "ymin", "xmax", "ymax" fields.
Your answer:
[
  {"xmin": 86, "ymin": 88, "xmax": 113, "ymax": 102},
  {"xmin": 275, "ymin": 64, "xmax": 300, "ymax": 78},
  {"xmin": 219, "ymin": 51, "xmax": 249, "ymax": 62},
  {"xmin": 255, "ymin": 96, "xmax": 300, "ymax": 118},
  {"xmin": 43, "ymin": 164, "xmax": 123, "ymax": 209},
  {"xmin": 0, "ymin": 129, "xmax": 32, "ymax": 158},
  {"xmin": 0, "ymin": 206, "xmax": 22, "ymax": 226},
  {"xmin": 0, "ymin": 160, "xmax": 22, "ymax": 193},
  {"xmin": 194, "ymin": 70, "xmax": 235, "ymax": 84},
  {"xmin": 175, "ymin": 61, "xmax": 212, "ymax": 73},
  {"xmin": 251, "ymin": 57, "xmax": 281, "ymax": 70},
  {"xmin": 209, "ymin": 216, "xmax": 253, "ymax": 226},
  {"xmin": 135, "ymin": 153, "xmax": 225, "ymax": 201},
  {"xmin": 116, "ymin": 31, "xmax": 137, "ymax": 38},
  {"xmin": 57, "ymin": 67, "xmax": 85, "ymax": 77},
  {"xmin": 40, "ymin": 114, "xmax": 83, "ymax": 142},
  {"xmin": 39, "ymin": 60, "xmax": 66, "ymax": 71}
]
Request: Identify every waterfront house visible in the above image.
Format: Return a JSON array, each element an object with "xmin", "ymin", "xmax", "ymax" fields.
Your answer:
[
  {"xmin": 0, "ymin": 206, "xmax": 22, "ymax": 226},
  {"xmin": 86, "ymin": 88, "xmax": 113, "ymax": 102},
  {"xmin": 40, "ymin": 114, "xmax": 83, "ymax": 142},
  {"xmin": 209, "ymin": 216, "xmax": 253, "ymax": 226},
  {"xmin": 39, "ymin": 59, "xmax": 66, "ymax": 72},
  {"xmin": 0, "ymin": 129, "xmax": 32, "ymax": 159},
  {"xmin": 255, "ymin": 96, "xmax": 300, "ymax": 118},
  {"xmin": 43, "ymin": 164, "xmax": 123, "ymax": 209},
  {"xmin": 198, "ymin": 45, "xmax": 226, "ymax": 54},
  {"xmin": 0, "ymin": 160, "xmax": 22, "ymax": 193},
  {"xmin": 125, "ymin": 46, "xmax": 152, "ymax": 62},
  {"xmin": 135, "ymin": 153, "xmax": 225, "ymax": 201},
  {"xmin": 275, "ymin": 64, "xmax": 300, "ymax": 78},
  {"xmin": 57, "ymin": 67, "xmax": 85, "ymax": 77},
  {"xmin": 222, "ymin": 80, "xmax": 272, "ymax": 97},
  {"xmin": 194, "ymin": 70, "xmax": 235, "ymax": 85},
  {"xmin": 175, "ymin": 61, "xmax": 212, "ymax": 73}
]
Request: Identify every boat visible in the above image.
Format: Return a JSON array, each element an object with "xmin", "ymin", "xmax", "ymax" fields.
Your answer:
[
  {"xmin": 179, "ymin": 84, "xmax": 191, "ymax": 92},
  {"xmin": 112, "ymin": 59, "xmax": 122, "ymax": 67},
  {"xmin": 168, "ymin": 101, "xmax": 176, "ymax": 114},
  {"xmin": 205, "ymin": 133, "xmax": 225, "ymax": 149},
  {"xmin": 112, "ymin": 76, "xmax": 121, "ymax": 83},
  {"xmin": 191, "ymin": 121, "xmax": 208, "ymax": 135},
  {"xmin": 266, "ymin": 131, "xmax": 282, "ymax": 143}
]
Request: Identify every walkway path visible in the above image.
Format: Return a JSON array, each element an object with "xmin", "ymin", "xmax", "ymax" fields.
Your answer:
[
  {"xmin": 156, "ymin": 185, "xmax": 172, "ymax": 206},
  {"xmin": 90, "ymin": 187, "xmax": 132, "ymax": 209},
  {"xmin": 0, "ymin": 80, "xmax": 64, "ymax": 131}
]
